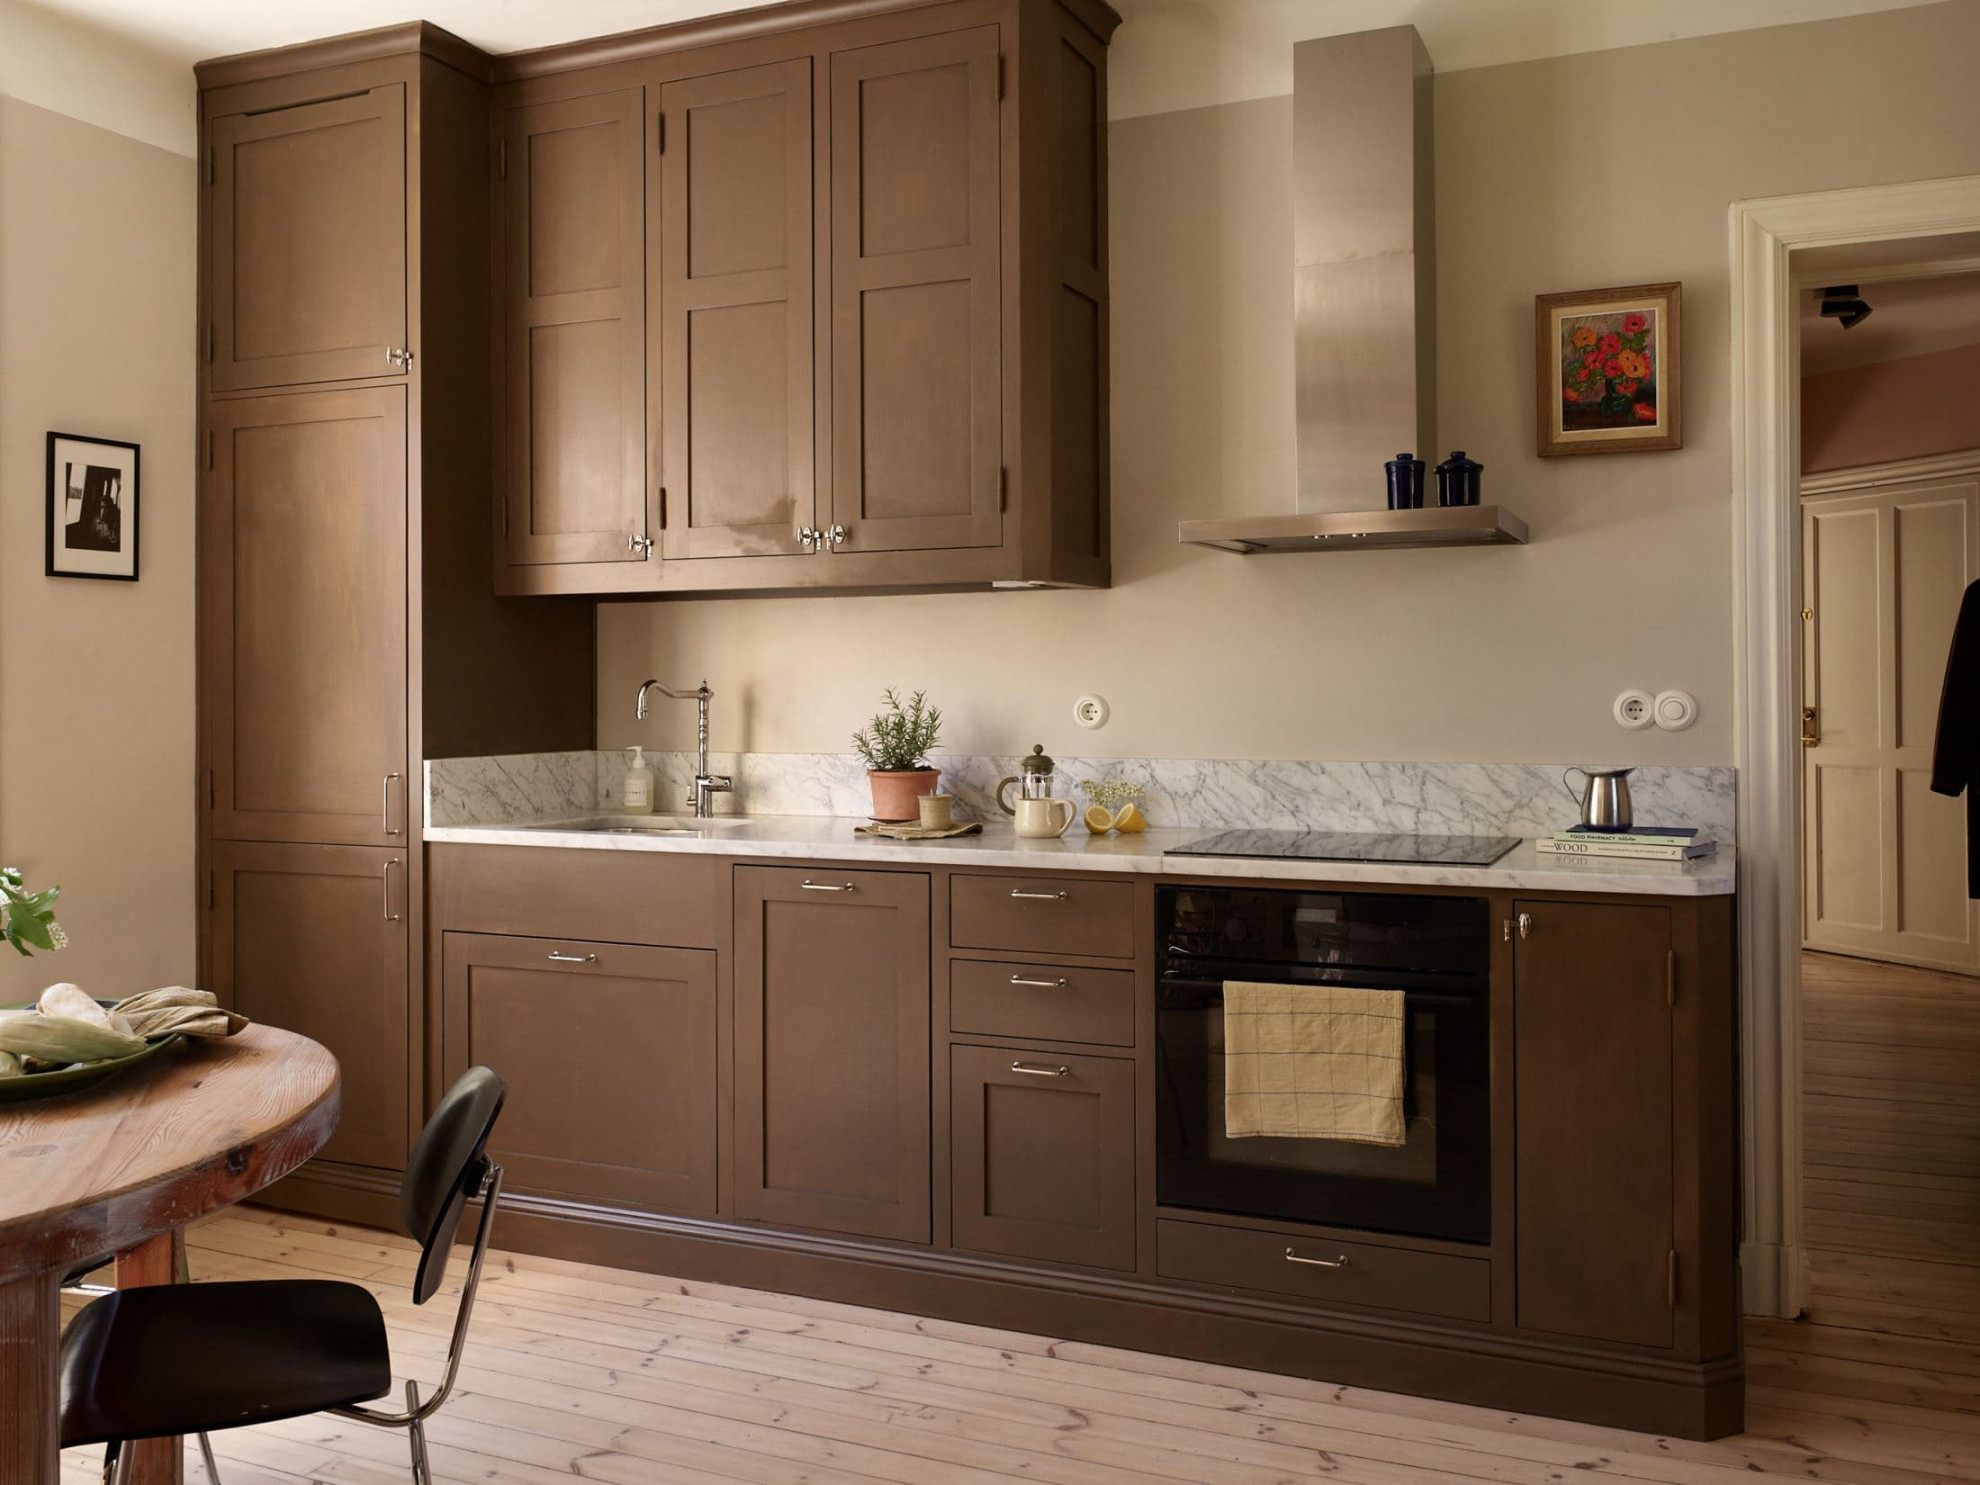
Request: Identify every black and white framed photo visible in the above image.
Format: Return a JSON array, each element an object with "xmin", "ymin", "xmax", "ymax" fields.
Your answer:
[{"xmin": 46, "ymin": 432, "xmax": 140, "ymax": 581}]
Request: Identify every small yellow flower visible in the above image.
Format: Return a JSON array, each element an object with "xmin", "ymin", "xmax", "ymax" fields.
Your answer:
[
  {"xmin": 1571, "ymin": 326, "xmax": 1598, "ymax": 348},
  {"xmin": 1615, "ymin": 349, "xmax": 1643, "ymax": 378}
]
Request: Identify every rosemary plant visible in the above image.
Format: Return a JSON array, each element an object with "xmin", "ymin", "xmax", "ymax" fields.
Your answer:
[{"xmin": 852, "ymin": 689, "xmax": 944, "ymax": 772}]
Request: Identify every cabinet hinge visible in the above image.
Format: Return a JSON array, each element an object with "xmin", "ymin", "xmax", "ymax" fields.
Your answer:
[
  {"xmin": 498, "ymin": 138, "xmax": 507, "ymax": 179},
  {"xmin": 997, "ymin": 54, "xmax": 1006, "ymax": 100},
  {"xmin": 205, "ymin": 324, "xmax": 214, "ymax": 363},
  {"xmin": 656, "ymin": 113, "xmax": 666, "ymax": 155},
  {"xmin": 1667, "ymin": 949, "xmax": 1676, "ymax": 1009},
  {"xmin": 501, "ymin": 498, "xmax": 510, "ymax": 538},
  {"xmin": 1667, "ymin": 1250, "xmax": 1679, "ymax": 1309},
  {"xmin": 206, "ymin": 868, "xmax": 215, "ymax": 909},
  {"xmin": 657, "ymin": 487, "xmax": 668, "ymax": 530},
  {"xmin": 205, "ymin": 429, "xmax": 214, "ymax": 470},
  {"xmin": 999, "ymin": 465, "xmax": 1009, "ymax": 513},
  {"xmin": 206, "ymin": 770, "xmax": 215, "ymax": 809},
  {"xmin": 204, "ymin": 147, "xmax": 215, "ymax": 186}
]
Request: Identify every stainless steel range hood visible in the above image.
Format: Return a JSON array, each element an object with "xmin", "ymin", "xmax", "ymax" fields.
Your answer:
[{"xmin": 1178, "ymin": 26, "xmax": 1527, "ymax": 555}]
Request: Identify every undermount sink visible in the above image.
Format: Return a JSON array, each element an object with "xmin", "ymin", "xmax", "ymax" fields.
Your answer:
[{"xmin": 521, "ymin": 814, "xmax": 751, "ymax": 834}]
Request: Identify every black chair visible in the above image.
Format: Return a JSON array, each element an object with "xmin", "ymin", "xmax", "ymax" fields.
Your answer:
[{"xmin": 61, "ymin": 1066, "xmax": 507, "ymax": 1485}]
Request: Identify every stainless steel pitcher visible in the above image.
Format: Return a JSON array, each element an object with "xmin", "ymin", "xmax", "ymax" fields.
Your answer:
[{"xmin": 1564, "ymin": 766, "xmax": 1635, "ymax": 829}]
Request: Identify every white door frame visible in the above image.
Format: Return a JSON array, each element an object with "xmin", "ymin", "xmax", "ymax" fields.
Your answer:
[{"xmin": 1731, "ymin": 175, "xmax": 1980, "ymax": 1318}]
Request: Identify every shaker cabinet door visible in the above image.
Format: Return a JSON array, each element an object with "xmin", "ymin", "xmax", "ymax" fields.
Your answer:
[
  {"xmin": 828, "ymin": 27, "xmax": 1004, "ymax": 554},
  {"xmin": 202, "ymin": 388, "xmax": 409, "ymax": 846},
  {"xmin": 499, "ymin": 89, "xmax": 650, "ymax": 568},
  {"xmin": 441, "ymin": 933, "xmax": 718, "ymax": 1213},
  {"xmin": 207, "ymin": 840, "xmax": 410, "ymax": 1172},
  {"xmin": 1513, "ymin": 900, "xmax": 1676, "ymax": 1350},
  {"xmin": 657, "ymin": 59, "xmax": 816, "ymax": 560},
  {"xmin": 208, "ymin": 85, "xmax": 408, "ymax": 392},
  {"xmin": 734, "ymin": 866, "xmax": 931, "ymax": 1242}
]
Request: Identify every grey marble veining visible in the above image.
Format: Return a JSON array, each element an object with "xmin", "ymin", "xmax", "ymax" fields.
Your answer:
[{"xmin": 434, "ymin": 749, "xmax": 1736, "ymax": 842}]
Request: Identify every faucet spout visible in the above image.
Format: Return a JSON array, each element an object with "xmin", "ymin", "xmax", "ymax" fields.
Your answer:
[{"xmin": 633, "ymin": 678, "xmax": 731, "ymax": 818}]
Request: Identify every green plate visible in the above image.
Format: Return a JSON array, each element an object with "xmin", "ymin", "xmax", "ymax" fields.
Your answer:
[{"xmin": 0, "ymin": 1001, "xmax": 184, "ymax": 1105}]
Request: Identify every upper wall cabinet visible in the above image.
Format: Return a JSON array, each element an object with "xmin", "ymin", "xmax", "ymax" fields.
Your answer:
[
  {"xmin": 498, "ymin": 88, "xmax": 651, "ymax": 567},
  {"xmin": 208, "ymin": 85, "xmax": 409, "ymax": 392},
  {"xmin": 491, "ymin": 0, "xmax": 1118, "ymax": 597}
]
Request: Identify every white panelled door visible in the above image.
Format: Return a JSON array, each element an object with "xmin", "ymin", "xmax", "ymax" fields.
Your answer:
[{"xmin": 1801, "ymin": 463, "xmax": 1980, "ymax": 973}]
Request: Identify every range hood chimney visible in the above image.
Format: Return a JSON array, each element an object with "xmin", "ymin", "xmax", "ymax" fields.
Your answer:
[{"xmin": 1179, "ymin": 26, "xmax": 1527, "ymax": 554}]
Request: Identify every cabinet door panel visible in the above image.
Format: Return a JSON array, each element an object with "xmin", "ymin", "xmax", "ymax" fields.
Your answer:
[
  {"xmin": 1514, "ymin": 900, "xmax": 1674, "ymax": 1350},
  {"xmin": 442, "ymin": 933, "xmax": 717, "ymax": 1213},
  {"xmin": 208, "ymin": 841, "xmax": 409, "ymax": 1171},
  {"xmin": 501, "ymin": 89, "xmax": 649, "ymax": 567},
  {"xmin": 203, "ymin": 388, "xmax": 408, "ymax": 845},
  {"xmin": 734, "ymin": 867, "xmax": 930, "ymax": 1242},
  {"xmin": 951, "ymin": 1044, "xmax": 1135, "ymax": 1271},
  {"xmin": 829, "ymin": 27, "xmax": 1002, "ymax": 553},
  {"xmin": 659, "ymin": 60, "xmax": 814, "ymax": 559},
  {"xmin": 209, "ymin": 86, "xmax": 407, "ymax": 391}
]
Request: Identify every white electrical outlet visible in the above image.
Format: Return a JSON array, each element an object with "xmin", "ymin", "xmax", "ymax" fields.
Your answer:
[
  {"xmin": 1653, "ymin": 690, "xmax": 1698, "ymax": 731},
  {"xmin": 1074, "ymin": 694, "xmax": 1110, "ymax": 729},
  {"xmin": 1613, "ymin": 690, "xmax": 1654, "ymax": 730}
]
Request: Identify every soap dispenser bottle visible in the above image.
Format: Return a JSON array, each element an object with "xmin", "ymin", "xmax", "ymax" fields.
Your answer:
[{"xmin": 622, "ymin": 746, "xmax": 656, "ymax": 814}]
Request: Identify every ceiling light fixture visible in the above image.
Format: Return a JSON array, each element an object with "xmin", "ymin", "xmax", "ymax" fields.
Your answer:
[{"xmin": 1818, "ymin": 284, "xmax": 1873, "ymax": 329}]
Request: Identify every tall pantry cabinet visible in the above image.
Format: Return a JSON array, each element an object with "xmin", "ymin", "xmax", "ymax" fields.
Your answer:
[{"xmin": 195, "ymin": 26, "xmax": 594, "ymax": 1200}]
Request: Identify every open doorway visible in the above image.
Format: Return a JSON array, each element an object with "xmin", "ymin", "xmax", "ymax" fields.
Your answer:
[{"xmin": 1793, "ymin": 266, "xmax": 1980, "ymax": 1337}]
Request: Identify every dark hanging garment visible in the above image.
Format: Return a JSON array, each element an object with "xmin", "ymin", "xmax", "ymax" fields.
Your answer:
[{"xmin": 1929, "ymin": 578, "xmax": 1980, "ymax": 897}]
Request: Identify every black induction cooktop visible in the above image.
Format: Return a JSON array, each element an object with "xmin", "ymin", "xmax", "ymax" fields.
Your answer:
[{"xmin": 1168, "ymin": 829, "xmax": 1521, "ymax": 867}]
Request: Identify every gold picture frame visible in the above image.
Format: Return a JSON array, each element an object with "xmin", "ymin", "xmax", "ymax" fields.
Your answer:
[{"xmin": 1535, "ymin": 282, "xmax": 1682, "ymax": 457}]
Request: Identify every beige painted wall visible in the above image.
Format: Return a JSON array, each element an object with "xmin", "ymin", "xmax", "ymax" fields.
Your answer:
[
  {"xmin": 1803, "ymin": 342, "xmax": 1980, "ymax": 473},
  {"xmin": 0, "ymin": 96, "xmax": 197, "ymax": 999},
  {"xmin": 599, "ymin": 0, "xmax": 1980, "ymax": 767}
]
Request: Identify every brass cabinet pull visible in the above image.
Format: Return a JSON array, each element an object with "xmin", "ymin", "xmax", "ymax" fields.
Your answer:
[
  {"xmin": 1009, "ymin": 975, "xmax": 1069, "ymax": 989},
  {"xmin": 1008, "ymin": 889, "xmax": 1068, "ymax": 901},
  {"xmin": 382, "ymin": 772, "xmax": 402, "ymax": 836},
  {"xmin": 801, "ymin": 879, "xmax": 855, "ymax": 893},
  {"xmin": 1284, "ymin": 1248, "xmax": 1348, "ymax": 1269},
  {"xmin": 547, "ymin": 951, "xmax": 597, "ymax": 964},
  {"xmin": 1010, "ymin": 1061, "xmax": 1069, "ymax": 1078},
  {"xmin": 381, "ymin": 858, "xmax": 402, "ymax": 922}
]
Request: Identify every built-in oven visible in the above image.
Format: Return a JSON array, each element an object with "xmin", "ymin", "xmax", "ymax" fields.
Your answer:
[{"xmin": 1156, "ymin": 884, "xmax": 1491, "ymax": 1245}]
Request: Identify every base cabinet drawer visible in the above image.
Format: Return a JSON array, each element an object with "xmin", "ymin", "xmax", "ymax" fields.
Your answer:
[
  {"xmin": 950, "ymin": 875, "xmax": 1136, "ymax": 959},
  {"xmin": 950, "ymin": 958, "xmax": 1135, "ymax": 1047},
  {"xmin": 951, "ymin": 1045, "xmax": 1136, "ymax": 1271},
  {"xmin": 1157, "ymin": 1219, "xmax": 1492, "ymax": 1324},
  {"xmin": 441, "ymin": 932, "xmax": 718, "ymax": 1213},
  {"xmin": 429, "ymin": 844, "xmax": 719, "ymax": 949}
]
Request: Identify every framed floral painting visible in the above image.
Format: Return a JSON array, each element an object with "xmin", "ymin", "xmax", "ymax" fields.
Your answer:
[{"xmin": 1535, "ymin": 282, "xmax": 1682, "ymax": 456}]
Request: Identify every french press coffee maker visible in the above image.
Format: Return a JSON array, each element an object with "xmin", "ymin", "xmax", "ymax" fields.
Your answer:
[{"xmin": 996, "ymin": 745, "xmax": 1076, "ymax": 838}]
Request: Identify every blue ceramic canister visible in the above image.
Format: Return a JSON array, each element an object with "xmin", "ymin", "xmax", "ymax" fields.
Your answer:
[
  {"xmin": 1435, "ymin": 450, "xmax": 1483, "ymax": 507},
  {"xmin": 1384, "ymin": 453, "xmax": 1426, "ymax": 510}
]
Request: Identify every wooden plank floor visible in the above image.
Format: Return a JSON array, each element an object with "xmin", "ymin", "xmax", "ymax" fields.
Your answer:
[
  {"xmin": 1801, "ymin": 950, "xmax": 1980, "ymax": 1347},
  {"xmin": 55, "ymin": 1203, "xmax": 1980, "ymax": 1485}
]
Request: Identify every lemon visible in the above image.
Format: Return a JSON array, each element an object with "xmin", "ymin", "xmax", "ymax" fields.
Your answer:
[
  {"xmin": 1113, "ymin": 803, "xmax": 1147, "ymax": 833},
  {"xmin": 1083, "ymin": 804, "xmax": 1117, "ymax": 834}
]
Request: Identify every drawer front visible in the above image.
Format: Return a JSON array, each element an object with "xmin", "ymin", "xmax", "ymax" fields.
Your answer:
[
  {"xmin": 429, "ymin": 844, "xmax": 719, "ymax": 949},
  {"xmin": 1157, "ymin": 1219, "xmax": 1492, "ymax": 1324},
  {"xmin": 952, "ymin": 1044, "xmax": 1136, "ymax": 1271},
  {"xmin": 950, "ymin": 874, "xmax": 1136, "ymax": 959},
  {"xmin": 950, "ymin": 957, "xmax": 1135, "ymax": 1047}
]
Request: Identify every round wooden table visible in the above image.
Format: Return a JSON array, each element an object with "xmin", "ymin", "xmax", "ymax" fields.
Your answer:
[{"xmin": 0, "ymin": 1024, "xmax": 339, "ymax": 1485}]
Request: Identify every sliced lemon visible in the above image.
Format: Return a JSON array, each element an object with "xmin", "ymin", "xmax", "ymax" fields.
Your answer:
[
  {"xmin": 1112, "ymin": 803, "xmax": 1147, "ymax": 833},
  {"xmin": 1083, "ymin": 804, "xmax": 1117, "ymax": 834}
]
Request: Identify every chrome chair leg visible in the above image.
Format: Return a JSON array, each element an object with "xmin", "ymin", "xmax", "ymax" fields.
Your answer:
[
  {"xmin": 405, "ymin": 1380, "xmax": 431, "ymax": 1485},
  {"xmin": 100, "ymin": 1440, "xmax": 120, "ymax": 1485},
  {"xmin": 196, "ymin": 1428, "xmax": 224, "ymax": 1481}
]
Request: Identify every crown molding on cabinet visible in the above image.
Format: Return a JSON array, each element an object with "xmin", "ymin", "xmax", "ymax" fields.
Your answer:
[{"xmin": 194, "ymin": 20, "xmax": 494, "ymax": 90}]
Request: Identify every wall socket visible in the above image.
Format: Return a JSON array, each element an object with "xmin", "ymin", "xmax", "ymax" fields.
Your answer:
[
  {"xmin": 1614, "ymin": 690, "xmax": 1655, "ymax": 730},
  {"xmin": 1074, "ymin": 694, "xmax": 1110, "ymax": 729}
]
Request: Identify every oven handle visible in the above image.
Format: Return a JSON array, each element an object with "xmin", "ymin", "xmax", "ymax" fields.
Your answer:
[{"xmin": 1160, "ymin": 975, "xmax": 1483, "ymax": 1008}]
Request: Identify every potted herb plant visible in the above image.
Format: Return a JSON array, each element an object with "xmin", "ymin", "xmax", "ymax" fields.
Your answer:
[{"xmin": 853, "ymin": 689, "xmax": 944, "ymax": 822}]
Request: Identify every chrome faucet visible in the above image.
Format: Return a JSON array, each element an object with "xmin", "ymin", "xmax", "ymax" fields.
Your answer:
[{"xmin": 635, "ymin": 678, "xmax": 734, "ymax": 818}]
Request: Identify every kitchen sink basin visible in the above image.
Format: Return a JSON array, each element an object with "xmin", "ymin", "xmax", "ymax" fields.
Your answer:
[{"xmin": 520, "ymin": 814, "xmax": 751, "ymax": 834}]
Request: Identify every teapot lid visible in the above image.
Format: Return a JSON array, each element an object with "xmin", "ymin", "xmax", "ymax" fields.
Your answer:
[{"xmin": 1018, "ymin": 743, "xmax": 1055, "ymax": 774}]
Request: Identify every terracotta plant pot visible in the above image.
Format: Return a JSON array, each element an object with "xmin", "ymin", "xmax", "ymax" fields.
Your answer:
[{"xmin": 868, "ymin": 768, "xmax": 940, "ymax": 822}]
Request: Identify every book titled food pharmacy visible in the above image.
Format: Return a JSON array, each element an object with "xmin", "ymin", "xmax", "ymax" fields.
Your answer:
[{"xmin": 1540, "ymin": 826, "xmax": 1717, "ymax": 862}]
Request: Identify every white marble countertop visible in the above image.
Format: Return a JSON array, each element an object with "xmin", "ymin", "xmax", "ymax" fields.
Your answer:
[{"xmin": 425, "ymin": 814, "xmax": 1736, "ymax": 897}]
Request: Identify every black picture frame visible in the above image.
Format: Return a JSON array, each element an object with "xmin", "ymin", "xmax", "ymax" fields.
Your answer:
[{"xmin": 45, "ymin": 431, "xmax": 140, "ymax": 581}]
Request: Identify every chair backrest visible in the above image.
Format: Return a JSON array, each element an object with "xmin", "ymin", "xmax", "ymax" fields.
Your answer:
[{"xmin": 401, "ymin": 1065, "xmax": 506, "ymax": 1305}]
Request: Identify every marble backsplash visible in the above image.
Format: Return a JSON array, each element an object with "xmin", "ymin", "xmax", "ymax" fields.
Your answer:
[{"xmin": 428, "ymin": 750, "xmax": 1736, "ymax": 842}]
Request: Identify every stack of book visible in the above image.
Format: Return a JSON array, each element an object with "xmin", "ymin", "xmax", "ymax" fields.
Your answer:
[{"xmin": 1537, "ymin": 825, "xmax": 1717, "ymax": 861}]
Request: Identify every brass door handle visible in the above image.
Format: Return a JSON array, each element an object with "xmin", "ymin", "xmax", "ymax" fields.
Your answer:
[{"xmin": 1802, "ymin": 707, "xmax": 1820, "ymax": 746}]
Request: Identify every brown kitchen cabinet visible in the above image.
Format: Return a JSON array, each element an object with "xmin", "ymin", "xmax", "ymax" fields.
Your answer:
[
  {"xmin": 1512, "ymin": 899, "xmax": 1676, "ymax": 1350},
  {"xmin": 207, "ymin": 84, "xmax": 409, "ymax": 392},
  {"xmin": 827, "ymin": 26, "xmax": 1004, "ymax": 554},
  {"xmin": 441, "ymin": 932, "xmax": 717, "ymax": 1213},
  {"xmin": 734, "ymin": 866, "xmax": 931, "ymax": 1243},
  {"xmin": 207, "ymin": 840, "xmax": 411, "ymax": 1172},
  {"xmin": 951, "ymin": 1043, "xmax": 1135, "ymax": 1270},
  {"xmin": 497, "ymin": 87, "xmax": 651, "ymax": 570},
  {"xmin": 201, "ymin": 387, "xmax": 411, "ymax": 847}
]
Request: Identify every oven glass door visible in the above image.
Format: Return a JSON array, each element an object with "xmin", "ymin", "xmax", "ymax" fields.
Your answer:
[{"xmin": 1155, "ymin": 886, "xmax": 1492, "ymax": 1245}]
